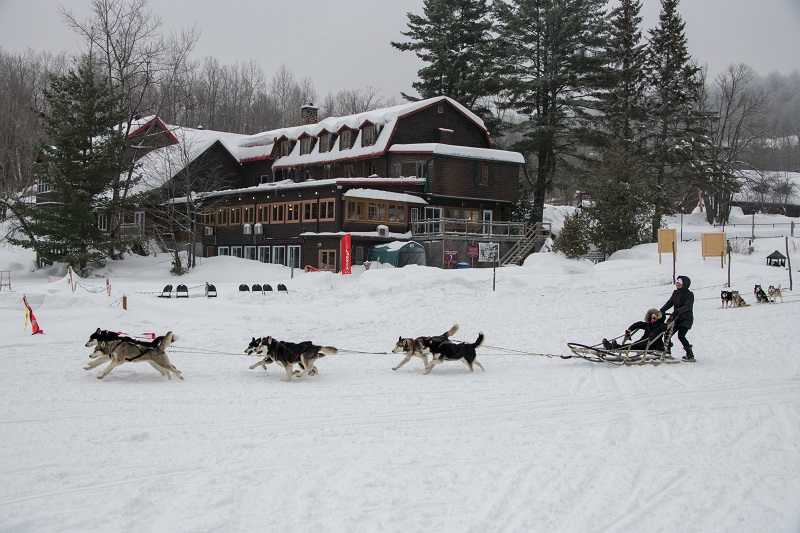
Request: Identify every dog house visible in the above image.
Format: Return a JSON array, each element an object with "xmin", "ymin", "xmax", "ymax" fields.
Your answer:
[
  {"xmin": 766, "ymin": 250, "xmax": 786, "ymax": 267},
  {"xmin": 368, "ymin": 241, "xmax": 426, "ymax": 267}
]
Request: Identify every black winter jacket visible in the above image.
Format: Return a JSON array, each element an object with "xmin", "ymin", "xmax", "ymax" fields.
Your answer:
[
  {"xmin": 625, "ymin": 316, "xmax": 668, "ymax": 351},
  {"xmin": 660, "ymin": 276, "xmax": 695, "ymax": 329}
]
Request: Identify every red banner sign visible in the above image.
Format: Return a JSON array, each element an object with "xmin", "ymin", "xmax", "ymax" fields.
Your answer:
[
  {"xmin": 444, "ymin": 250, "xmax": 458, "ymax": 265},
  {"xmin": 341, "ymin": 234, "xmax": 352, "ymax": 274}
]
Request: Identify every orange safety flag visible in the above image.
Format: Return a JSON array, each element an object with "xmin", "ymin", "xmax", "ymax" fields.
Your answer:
[{"xmin": 22, "ymin": 295, "xmax": 44, "ymax": 335}]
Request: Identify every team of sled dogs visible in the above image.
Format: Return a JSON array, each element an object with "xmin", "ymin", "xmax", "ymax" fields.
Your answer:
[
  {"xmin": 83, "ymin": 323, "xmax": 484, "ymax": 381},
  {"xmin": 721, "ymin": 284, "xmax": 783, "ymax": 308}
]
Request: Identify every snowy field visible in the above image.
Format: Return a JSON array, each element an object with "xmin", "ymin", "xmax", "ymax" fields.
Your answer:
[{"xmin": 1, "ymin": 212, "xmax": 799, "ymax": 532}]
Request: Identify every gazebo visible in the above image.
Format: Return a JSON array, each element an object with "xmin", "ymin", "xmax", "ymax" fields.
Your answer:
[{"xmin": 766, "ymin": 250, "xmax": 786, "ymax": 267}]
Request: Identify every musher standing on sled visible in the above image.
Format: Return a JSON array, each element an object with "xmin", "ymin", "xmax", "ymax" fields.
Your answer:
[{"xmin": 660, "ymin": 275, "xmax": 695, "ymax": 361}]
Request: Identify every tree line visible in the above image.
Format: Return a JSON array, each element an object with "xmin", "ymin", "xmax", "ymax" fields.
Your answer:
[{"xmin": 392, "ymin": 0, "xmax": 800, "ymax": 256}]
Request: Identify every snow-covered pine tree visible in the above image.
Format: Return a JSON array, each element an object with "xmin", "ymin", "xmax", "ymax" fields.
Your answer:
[
  {"xmin": 9, "ymin": 56, "xmax": 128, "ymax": 273},
  {"xmin": 493, "ymin": 0, "xmax": 610, "ymax": 225},
  {"xmin": 601, "ymin": 0, "xmax": 647, "ymax": 147},
  {"xmin": 642, "ymin": 0, "xmax": 704, "ymax": 240},
  {"xmin": 391, "ymin": 0, "xmax": 496, "ymax": 117}
]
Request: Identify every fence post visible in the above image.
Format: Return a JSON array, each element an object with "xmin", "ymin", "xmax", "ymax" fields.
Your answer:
[{"xmin": 787, "ymin": 237, "xmax": 793, "ymax": 292}]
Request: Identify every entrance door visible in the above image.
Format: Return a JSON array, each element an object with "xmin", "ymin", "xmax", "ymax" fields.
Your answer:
[
  {"xmin": 482, "ymin": 210, "xmax": 493, "ymax": 235},
  {"xmin": 424, "ymin": 207, "xmax": 442, "ymax": 234}
]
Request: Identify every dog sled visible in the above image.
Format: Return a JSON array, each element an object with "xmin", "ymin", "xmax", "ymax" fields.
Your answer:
[{"xmin": 566, "ymin": 319, "xmax": 692, "ymax": 366}]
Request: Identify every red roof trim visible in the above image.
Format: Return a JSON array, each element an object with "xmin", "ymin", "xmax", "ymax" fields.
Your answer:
[
  {"xmin": 240, "ymin": 155, "xmax": 274, "ymax": 163},
  {"xmin": 127, "ymin": 117, "xmax": 179, "ymax": 144}
]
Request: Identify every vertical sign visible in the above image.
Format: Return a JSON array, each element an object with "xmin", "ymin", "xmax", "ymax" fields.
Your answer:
[{"xmin": 341, "ymin": 234, "xmax": 352, "ymax": 274}]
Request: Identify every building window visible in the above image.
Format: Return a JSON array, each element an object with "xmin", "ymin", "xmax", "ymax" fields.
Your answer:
[
  {"xmin": 300, "ymin": 136, "xmax": 313, "ymax": 155},
  {"xmin": 362, "ymin": 161, "xmax": 376, "ymax": 177},
  {"xmin": 392, "ymin": 164, "xmax": 402, "ymax": 178},
  {"xmin": 411, "ymin": 207, "xmax": 419, "ymax": 222},
  {"xmin": 279, "ymin": 140, "xmax": 291, "ymax": 157},
  {"xmin": 361, "ymin": 124, "xmax": 375, "ymax": 146},
  {"xmin": 319, "ymin": 199, "xmax": 335, "ymax": 221},
  {"xmin": 474, "ymin": 163, "xmax": 493, "ymax": 186},
  {"xmin": 257, "ymin": 205, "xmax": 269, "ymax": 223},
  {"xmin": 285, "ymin": 202, "xmax": 300, "ymax": 223},
  {"xmin": 344, "ymin": 163, "xmax": 354, "ymax": 178},
  {"xmin": 272, "ymin": 246, "xmax": 286, "ymax": 265},
  {"xmin": 287, "ymin": 245, "xmax": 301, "ymax": 268},
  {"xmin": 257, "ymin": 246, "xmax": 270, "ymax": 263},
  {"xmin": 37, "ymin": 179, "xmax": 50, "ymax": 193},
  {"xmin": 98, "ymin": 213, "xmax": 107, "ymax": 231},
  {"xmin": 270, "ymin": 204, "xmax": 285, "ymax": 224},
  {"xmin": 217, "ymin": 247, "xmax": 230, "ymax": 256},
  {"xmin": 303, "ymin": 201, "xmax": 318, "ymax": 221},
  {"xmin": 368, "ymin": 202, "xmax": 386, "ymax": 223},
  {"xmin": 319, "ymin": 133, "xmax": 330, "ymax": 153},
  {"xmin": 323, "ymin": 164, "xmax": 332, "ymax": 179},
  {"xmin": 231, "ymin": 246, "xmax": 243, "ymax": 258},
  {"xmin": 218, "ymin": 208, "xmax": 229, "ymax": 225},
  {"xmin": 134, "ymin": 211, "xmax": 145, "ymax": 232},
  {"xmin": 319, "ymin": 250, "xmax": 337, "ymax": 272},
  {"xmin": 388, "ymin": 204, "xmax": 406, "ymax": 223},
  {"xmin": 243, "ymin": 207, "xmax": 255, "ymax": 224},
  {"xmin": 346, "ymin": 200, "xmax": 365, "ymax": 221},
  {"xmin": 230, "ymin": 207, "xmax": 242, "ymax": 225},
  {"xmin": 416, "ymin": 161, "xmax": 428, "ymax": 178},
  {"xmin": 244, "ymin": 246, "xmax": 256, "ymax": 260},
  {"xmin": 339, "ymin": 130, "xmax": 352, "ymax": 150}
]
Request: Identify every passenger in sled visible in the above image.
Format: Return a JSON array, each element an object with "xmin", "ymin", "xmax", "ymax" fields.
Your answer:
[{"xmin": 602, "ymin": 308, "xmax": 670, "ymax": 353}]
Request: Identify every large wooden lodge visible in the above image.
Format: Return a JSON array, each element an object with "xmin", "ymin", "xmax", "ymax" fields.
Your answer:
[{"xmin": 38, "ymin": 96, "xmax": 549, "ymax": 270}]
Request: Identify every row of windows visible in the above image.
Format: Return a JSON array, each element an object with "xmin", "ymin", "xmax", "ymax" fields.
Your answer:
[
  {"xmin": 215, "ymin": 245, "xmax": 338, "ymax": 272},
  {"xmin": 201, "ymin": 199, "xmax": 336, "ymax": 227},
  {"xmin": 284, "ymin": 124, "xmax": 379, "ymax": 158},
  {"xmin": 345, "ymin": 200, "xmax": 418, "ymax": 225}
]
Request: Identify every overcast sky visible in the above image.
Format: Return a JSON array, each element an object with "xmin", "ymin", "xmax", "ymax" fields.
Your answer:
[{"xmin": 1, "ymin": 0, "xmax": 799, "ymax": 105}]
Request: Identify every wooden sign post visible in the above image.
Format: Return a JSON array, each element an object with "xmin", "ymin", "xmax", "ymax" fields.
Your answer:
[{"xmin": 658, "ymin": 228, "xmax": 677, "ymax": 265}]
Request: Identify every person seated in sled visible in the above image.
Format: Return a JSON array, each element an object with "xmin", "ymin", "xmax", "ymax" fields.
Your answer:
[{"xmin": 603, "ymin": 308, "xmax": 668, "ymax": 352}]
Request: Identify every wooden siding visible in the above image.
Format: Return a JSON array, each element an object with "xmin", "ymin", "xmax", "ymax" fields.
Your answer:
[
  {"xmin": 391, "ymin": 101, "xmax": 490, "ymax": 149},
  {"xmin": 427, "ymin": 157, "xmax": 519, "ymax": 204}
]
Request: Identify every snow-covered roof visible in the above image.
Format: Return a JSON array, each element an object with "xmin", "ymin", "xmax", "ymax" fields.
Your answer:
[
  {"xmin": 173, "ymin": 177, "xmax": 427, "ymax": 203},
  {"xmin": 343, "ymin": 188, "xmax": 427, "ymax": 205},
  {"xmin": 388, "ymin": 143, "xmax": 525, "ymax": 164},
  {"xmin": 733, "ymin": 170, "xmax": 800, "ymax": 206}
]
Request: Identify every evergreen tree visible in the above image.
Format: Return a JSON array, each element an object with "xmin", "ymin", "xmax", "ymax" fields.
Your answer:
[
  {"xmin": 552, "ymin": 211, "xmax": 591, "ymax": 259},
  {"xmin": 391, "ymin": 0, "xmax": 496, "ymax": 114},
  {"xmin": 601, "ymin": 0, "xmax": 647, "ymax": 146},
  {"xmin": 585, "ymin": 141, "xmax": 651, "ymax": 254},
  {"xmin": 642, "ymin": 0, "xmax": 704, "ymax": 240},
  {"xmin": 9, "ymin": 57, "xmax": 127, "ymax": 273},
  {"xmin": 493, "ymin": 0, "xmax": 610, "ymax": 225}
]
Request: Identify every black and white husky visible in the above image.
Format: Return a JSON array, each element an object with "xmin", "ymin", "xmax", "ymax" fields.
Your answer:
[
  {"xmin": 754, "ymin": 284, "xmax": 769, "ymax": 303},
  {"xmin": 421, "ymin": 332, "xmax": 485, "ymax": 375},
  {"xmin": 391, "ymin": 324, "xmax": 459, "ymax": 371},
  {"xmin": 245, "ymin": 337, "xmax": 317, "ymax": 376},
  {"xmin": 84, "ymin": 328, "xmax": 182, "ymax": 380},
  {"xmin": 245, "ymin": 336, "xmax": 337, "ymax": 381}
]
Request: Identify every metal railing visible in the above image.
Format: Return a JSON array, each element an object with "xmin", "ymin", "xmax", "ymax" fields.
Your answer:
[{"xmin": 411, "ymin": 218, "xmax": 528, "ymax": 239}]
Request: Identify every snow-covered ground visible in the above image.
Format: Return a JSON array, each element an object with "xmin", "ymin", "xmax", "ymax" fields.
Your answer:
[{"xmin": 1, "ymin": 212, "xmax": 799, "ymax": 532}]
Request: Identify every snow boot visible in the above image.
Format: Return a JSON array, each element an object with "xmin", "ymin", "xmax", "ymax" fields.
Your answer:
[
  {"xmin": 682, "ymin": 345, "xmax": 694, "ymax": 361},
  {"xmin": 602, "ymin": 339, "xmax": 612, "ymax": 350}
]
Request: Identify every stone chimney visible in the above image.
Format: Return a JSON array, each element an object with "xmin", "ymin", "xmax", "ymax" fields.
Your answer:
[{"xmin": 301, "ymin": 102, "xmax": 318, "ymax": 125}]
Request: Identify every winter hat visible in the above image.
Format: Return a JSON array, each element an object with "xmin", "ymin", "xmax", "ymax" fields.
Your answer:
[
  {"xmin": 645, "ymin": 308, "xmax": 663, "ymax": 321},
  {"xmin": 676, "ymin": 275, "xmax": 691, "ymax": 289}
]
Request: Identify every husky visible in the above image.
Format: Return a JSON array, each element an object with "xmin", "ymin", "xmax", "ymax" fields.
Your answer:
[
  {"xmin": 84, "ymin": 328, "xmax": 182, "ymax": 380},
  {"xmin": 244, "ymin": 337, "xmax": 318, "ymax": 376},
  {"xmin": 720, "ymin": 290, "xmax": 733, "ymax": 308},
  {"xmin": 391, "ymin": 324, "xmax": 459, "ymax": 371},
  {"xmin": 730, "ymin": 291, "xmax": 749, "ymax": 308},
  {"xmin": 421, "ymin": 332, "xmax": 485, "ymax": 375},
  {"xmin": 768, "ymin": 284, "xmax": 784, "ymax": 303},
  {"xmin": 247, "ymin": 336, "xmax": 337, "ymax": 381},
  {"xmin": 754, "ymin": 284, "xmax": 769, "ymax": 303}
]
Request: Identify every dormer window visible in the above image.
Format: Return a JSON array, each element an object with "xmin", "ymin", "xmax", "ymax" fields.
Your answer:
[
  {"xmin": 279, "ymin": 139, "xmax": 291, "ymax": 157},
  {"xmin": 299, "ymin": 136, "xmax": 314, "ymax": 155},
  {"xmin": 319, "ymin": 132, "xmax": 330, "ymax": 153},
  {"xmin": 361, "ymin": 124, "xmax": 376, "ymax": 146},
  {"xmin": 339, "ymin": 129, "xmax": 353, "ymax": 150}
]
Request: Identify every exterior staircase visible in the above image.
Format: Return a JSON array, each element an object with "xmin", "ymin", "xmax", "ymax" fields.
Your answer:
[{"xmin": 500, "ymin": 223, "xmax": 551, "ymax": 266}]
